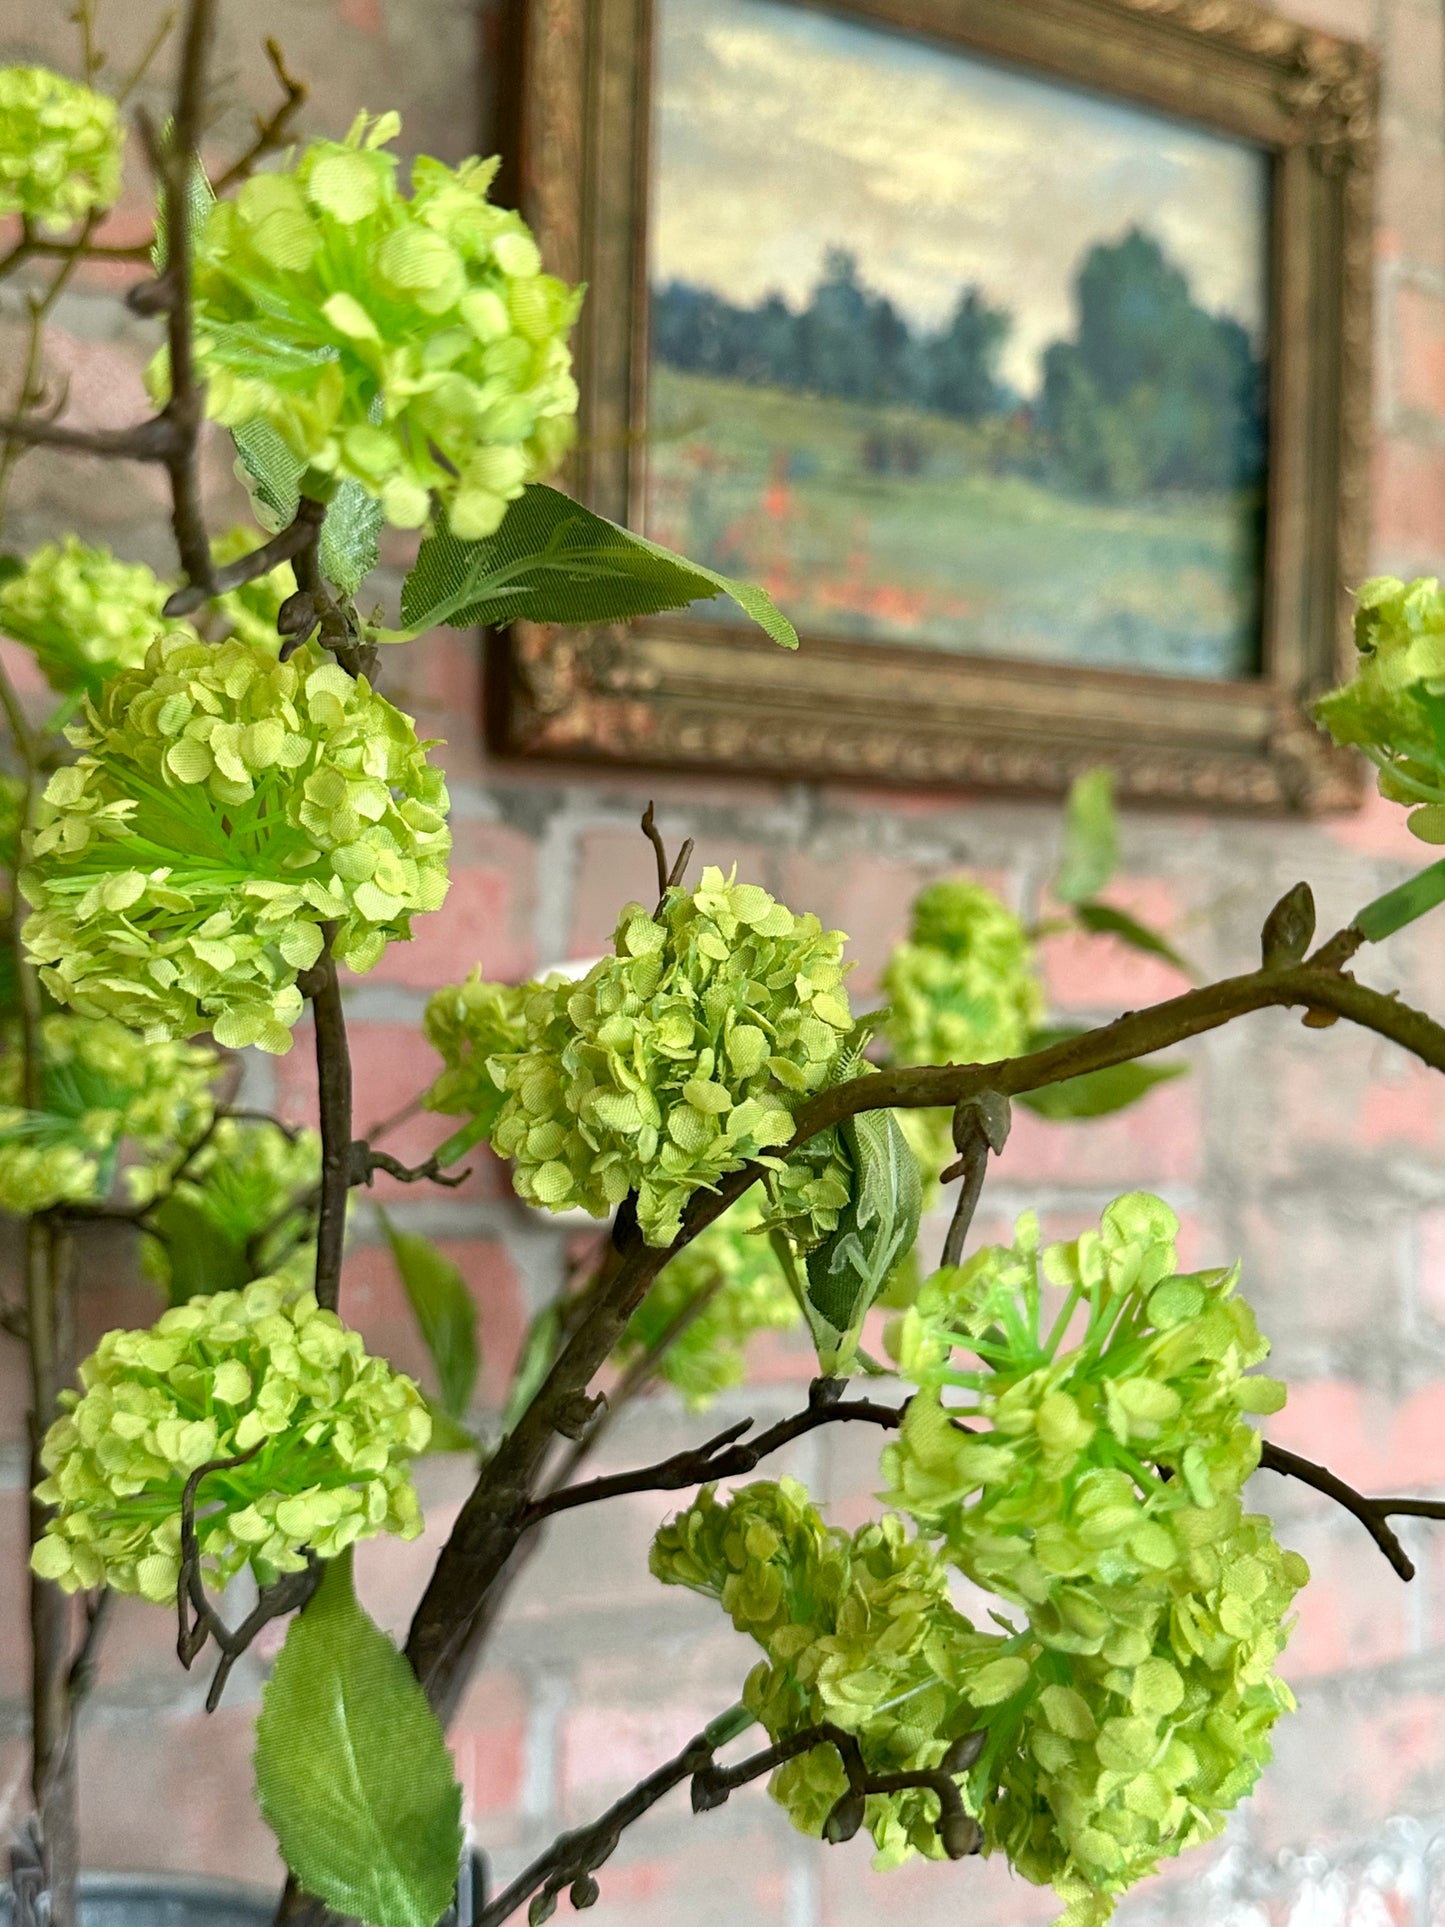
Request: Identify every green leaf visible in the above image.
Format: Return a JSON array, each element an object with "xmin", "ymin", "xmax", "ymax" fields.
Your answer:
[
  {"xmin": 147, "ymin": 1192, "xmax": 251, "ymax": 1304},
  {"xmin": 1018, "ymin": 1026, "xmax": 1185, "ymax": 1121},
  {"xmin": 420, "ymin": 1398, "xmax": 480, "ymax": 1456},
  {"xmin": 0, "ymin": 553, "xmax": 24, "ymax": 587},
  {"xmin": 500, "ymin": 1302, "xmax": 561, "ymax": 1437},
  {"xmin": 254, "ymin": 1547, "xmax": 464, "ymax": 1927},
  {"xmin": 1053, "ymin": 769, "xmax": 1119, "ymax": 906},
  {"xmin": 1355, "ymin": 857, "xmax": 1445, "ymax": 941},
  {"xmin": 396, "ymin": 483, "xmax": 797, "ymax": 647},
  {"xmin": 378, "ymin": 1210, "xmax": 478, "ymax": 1422},
  {"xmin": 320, "ymin": 480, "xmax": 384, "ymax": 597},
  {"xmin": 803, "ymin": 1107, "xmax": 921, "ymax": 1375},
  {"xmin": 431, "ymin": 1115, "xmax": 491, "ymax": 1170},
  {"xmin": 233, "ymin": 418, "xmax": 301, "ymax": 526},
  {"xmin": 1073, "ymin": 901, "xmax": 1195, "ymax": 978}
]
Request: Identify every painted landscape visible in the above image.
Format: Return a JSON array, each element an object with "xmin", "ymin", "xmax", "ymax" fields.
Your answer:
[{"xmin": 645, "ymin": 0, "xmax": 1272, "ymax": 680}]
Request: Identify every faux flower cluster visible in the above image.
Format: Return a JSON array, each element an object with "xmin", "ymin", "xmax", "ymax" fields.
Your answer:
[
  {"xmin": 175, "ymin": 111, "xmax": 581, "ymax": 539},
  {"xmin": 0, "ymin": 1014, "xmax": 216, "ymax": 1215},
  {"xmin": 31, "ymin": 1278, "xmax": 430, "ymax": 1602},
  {"xmin": 485, "ymin": 867, "xmax": 854, "ymax": 1245},
  {"xmin": 1314, "ymin": 575, "xmax": 1445, "ymax": 841},
  {"xmin": 0, "ymin": 66, "xmax": 122, "ymax": 234},
  {"xmin": 616, "ymin": 1191, "xmax": 799, "ymax": 1408},
  {"xmin": 651, "ymin": 1479, "xmax": 1006, "ymax": 1866},
  {"xmin": 654, "ymin": 1198, "xmax": 1306, "ymax": 1925},
  {"xmin": 424, "ymin": 971, "xmax": 531, "ymax": 1139},
  {"xmin": 880, "ymin": 1194, "xmax": 1303, "ymax": 1920},
  {"xmin": 132, "ymin": 1116, "xmax": 322, "ymax": 1301},
  {"xmin": 879, "ymin": 880, "xmax": 1043, "ymax": 1187},
  {"xmin": 21, "ymin": 634, "xmax": 451, "ymax": 1053},
  {"xmin": 0, "ymin": 534, "xmax": 296, "ymax": 698}
]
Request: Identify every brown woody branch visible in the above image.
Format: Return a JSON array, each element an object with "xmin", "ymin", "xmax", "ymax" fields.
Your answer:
[
  {"xmin": 163, "ymin": 498, "xmax": 326, "ymax": 617},
  {"xmin": 348, "ymin": 1144, "xmax": 470, "ymax": 1190},
  {"xmin": 479, "ymin": 1719, "xmax": 978, "ymax": 1927},
  {"xmin": 297, "ymin": 939, "xmax": 351, "ymax": 1315},
  {"xmin": 176, "ymin": 1447, "xmax": 321, "ymax": 1711},
  {"xmin": 402, "ymin": 944, "xmax": 1445, "ymax": 1725},
  {"xmin": 1257, "ymin": 1441, "xmax": 1445, "ymax": 1581},
  {"xmin": 522, "ymin": 1378, "xmax": 905, "ymax": 1528}
]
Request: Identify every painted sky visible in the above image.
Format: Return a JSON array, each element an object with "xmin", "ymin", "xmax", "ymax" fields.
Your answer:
[{"xmin": 651, "ymin": 0, "xmax": 1270, "ymax": 397}]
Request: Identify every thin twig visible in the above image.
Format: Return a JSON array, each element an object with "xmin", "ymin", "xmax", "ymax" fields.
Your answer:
[
  {"xmin": 298, "ymin": 938, "xmax": 351, "ymax": 1314},
  {"xmin": 940, "ymin": 1093, "xmax": 1011, "ymax": 1270},
  {"xmin": 65, "ymin": 1590, "xmax": 113, "ymax": 1708},
  {"xmin": 209, "ymin": 39, "xmax": 308, "ymax": 195},
  {"xmin": 1257, "ymin": 1441, "xmax": 1445, "ymax": 1581},
  {"xmin": 162, "ymin": 497, "xmax": 325, "ymax": 616},
  {"xmin": 349, "ymin": 1144, "xmax": 470, "ymax": 1190},
  {"xmin": 524, "ymin": 1379, "xmax": 905, "ymax": 1528}
]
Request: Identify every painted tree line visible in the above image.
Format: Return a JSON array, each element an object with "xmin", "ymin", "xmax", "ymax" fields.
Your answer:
[{"xmin": 651, "ymin": 226, "xmax": 1267, "ymax": 499}]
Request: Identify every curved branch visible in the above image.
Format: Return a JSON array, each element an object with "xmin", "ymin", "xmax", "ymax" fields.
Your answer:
[
  {"xmin": 162, "ymin": 498, "xmax": 325, "ymax": 616},
  {"xmin": 402, "ymin": 943, "xmax": 1445, "ymax": 1723},
  {"xmin": 523, "ymin": 1379, "xmax": 905, "ymax": 1527},
  {"xmin": 1258, "ymin": 1441, "xmax": 1445, "ymax": 1581}
]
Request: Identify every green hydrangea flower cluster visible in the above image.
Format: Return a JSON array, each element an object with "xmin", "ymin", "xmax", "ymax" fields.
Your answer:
[
  {"xmin": 485, "ymin": 867, "xmax": 854, "ymax": 1245},
  {"xmin": 879, "ymin": 880, "xmax": 1043, "ymax": 1187},
  {"xmin": 31, "ymin": 1277, "xmax": 430, "ymax": 1603},
  {"xmin": 21, "ymin": 633, "xmax": 451, "ymax": 1053},
  {"xmin": 423, "ymin": 971, "xmax": 532, "ymax": 1140},
  {"xmin": 615, "ymin": 1191, "xmax": 799, "ymax": 1408},
  {"xmin": 1315, "ymin": 576, "xmax": 1445, "ymax": 841},
  {"xmin": 176, "ymin": 111, "xmax": 581, "ymax": 539},
  {"xmin": 0, "ymin": 66, "xmax": 123, "ymax": 234},
  {"xmin": 651, "ymin": 1479, "xmax": 1008, "ymax": 1866},
  {"xmin": 0, "ymin": 1014, "xmax": 217, "ymax": 1215},
  {"xmin": 0, "ymin": 533, "xmax": 296, "ymax": 698},
  {"xmin": 132, "ymin": 1117, "xmax": 322, "ymax": 1301},
  {"xmin": 879, "ymin": 1194, "xmax": 1304, "ymax": 1919}
]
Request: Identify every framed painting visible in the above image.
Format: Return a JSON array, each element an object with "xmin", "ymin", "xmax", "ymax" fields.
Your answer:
[{"xmin": 487, "ymin": 0, "xmax": 1377, "ymax": 809}]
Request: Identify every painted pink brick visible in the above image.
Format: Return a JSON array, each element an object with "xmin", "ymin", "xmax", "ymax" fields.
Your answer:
[
  {"xmin": 1268, "ymin": 1377, "xmax": 1445, "ymax": 1490},
  {"xmin": 367, "ymin": 823, "xmax": 538, "ymax": 988},
  {"xmin": 561, "ymin": 1702, "xmax": 723, "ymax": 1807},
  {"xmin": 1276, "ymin": 1515, "xmax": 1413, "ymax": 1679},
  {"xmin": 991, "ymin": 1077, "xmax": 1202, "ymax": 1186},
  {"xmin": 450, "ymin": 1669, "xmax": 529, "ymax": 1819},
  {"xmin": 341, "ymin": 1237, "xmax": 526, "ymax": 1410},
  {"xmin": 781, "ymin": 857, "xmax": 1013, "ymax": 998},
  {"xmin": 275, "ymin": 1017, "xmax": 511, "ymax": 1203},
  {"xmin": 1324, "ymin": 782, "xmax": 1422, "ymax": 860},
  {"xmin": 1038, "ymin": 879, "xmax": 1192, "ymax": 1012},
  {"xmin": 1358, "ymin": 1057, "xmax": 1445, "ymax": 1149},
  {"xmin": 568, "ymin": 832, "xmax": 771, "ymax": 960}
]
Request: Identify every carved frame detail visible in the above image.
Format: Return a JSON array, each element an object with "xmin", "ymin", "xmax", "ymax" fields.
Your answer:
[{"xmin": 488, "ymin": 0, "xmax": 1377, "ymax": 810}]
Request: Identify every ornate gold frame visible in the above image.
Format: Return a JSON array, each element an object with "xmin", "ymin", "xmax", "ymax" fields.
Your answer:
[{"xmin": 487, "ymin": 0, "xmax": 1377, "ymax": 809}]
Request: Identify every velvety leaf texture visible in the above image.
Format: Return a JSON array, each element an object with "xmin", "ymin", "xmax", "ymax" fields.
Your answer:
[
  {"xmin": 379, "ymin": 1209, "xmax": 479, "ymax": 1421},
  {"xmin": 254, "ymin": 1548, "xmax": 463, "ymax": 1927},
  {"xmin": 399, "ymin": 482, "xmax": 798, "ymax": 647}
]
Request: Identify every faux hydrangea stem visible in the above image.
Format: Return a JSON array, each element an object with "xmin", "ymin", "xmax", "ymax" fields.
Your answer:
[
  {"xmin": 302, "ymin": 941, "xmax": 351, "ymax": 1314},
  {"xmin": 25, "ymin": 1218, "xmax": 79, "ymax": 1927}
]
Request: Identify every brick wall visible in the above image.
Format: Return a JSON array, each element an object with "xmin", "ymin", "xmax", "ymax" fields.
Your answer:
[{"xmin": 3, "ymin": 1, "xmax": 1445, "ymax": 1922}]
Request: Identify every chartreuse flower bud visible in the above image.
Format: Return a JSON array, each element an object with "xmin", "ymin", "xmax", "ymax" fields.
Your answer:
[
  {"xmin": 424, "ymin": 971, "xmax": 533, "ymax": 1140},
  {"xmin": 171, "ymin": 112, "xmax": 581, "ymax": 540},
  {"xmin": 31, "ymin": 1278, "xmax": 430, "ymax": 1601},
  {"xmin": 879, "ymin": 880, "xmax": 1043, "ymax": 1190},
  {"xmin": 1314, "ymin": 576, "xmax": 1445, "ymax": 840},
  {"xmin": 21, "ymin": 633, "xmax": 450, "ymax": 1052},
  {"xmin": 485, "ymin": 867, "xmax": 853, "ymax": 1245},
  {"xmin": 652, "ymin": 1480, "xmax": 1011, "ymax": 1867},
  {"xmin": 0, "ymin": 532, "xmax": 299, "ymax": 698},
  {"xmin": 615, "ymin": 1190, "xmax": 799, "ymax": 1408},
  {"xmin": 0, "ymin": 1014, "xmax": 217, "ymax": 1214},
  {"xmin": 0, "ymin": 66, "xmax": 122, "ymax": 234}
]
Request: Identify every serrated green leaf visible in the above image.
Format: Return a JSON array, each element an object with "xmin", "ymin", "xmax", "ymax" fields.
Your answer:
[
  {"xmin": 1073, "ymin": 901, "xmax": 1195, "ymax": 978},
  {"xmin": 1053, "ymin": 769, "xmax": 1119, "ymax": 906},
  {"xmin": 320, "ymin": 479, "xmax": 384, "ymax": 596},
  {"xmin": 378, "ymin": 1209, "xmax": 478, "ymax": 1421},
  {"xmin": 1355, "ymin": 857, "xmax": 1445, "ymax": 941},
  {"xmin": 1018, "ymin": 1026, "xmax": 1185, "ymax": 1121},
  {"xmin": 803, "ymin": 1107, "xmax": 920, "ymax": 1375},
  {"xmin": 395, "ymin": 483, "xmax": 797, "ymax": 648},
  {"xmin": 233, "ymin": 418, "xmax": 302, "ymax": 526},
  {"xmin": 254, "ymin": 1548, "xmax": 463, "ymax": 1927}
]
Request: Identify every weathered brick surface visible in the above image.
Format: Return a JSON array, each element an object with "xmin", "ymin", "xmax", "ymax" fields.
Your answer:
[{"xmin": 3, "ymin": 0, "xmax": 1445, "ymax": 1914}]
